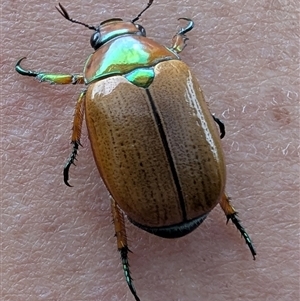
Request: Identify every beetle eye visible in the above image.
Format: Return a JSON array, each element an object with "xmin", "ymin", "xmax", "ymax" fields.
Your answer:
[
  {"xmin": 135, "ymin": 24, "xmax": 146, "ymax": 36},
  {"xmin": 90, "ymin": 31, "xmax": 101, "ymax": 50}
]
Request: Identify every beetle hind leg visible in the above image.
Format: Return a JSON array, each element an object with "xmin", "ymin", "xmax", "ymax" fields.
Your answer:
[
  {"xmin": 219, "ymin": 193, "xmax": 256, "ymax": 260},
  {"xmin": 63, "ymin": 91, "xmax": 86, "ymax": 187},
  {"xmin": 15, "ymin": 57, "xmax": 84, "ymax": 85},
  {"xmin": 111, "ymin": 197, "xmax": 140, "ymax": 301}
]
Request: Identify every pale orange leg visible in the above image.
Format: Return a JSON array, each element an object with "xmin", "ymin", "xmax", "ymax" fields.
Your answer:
[
  {"xmin": 15, "ymin": 57, "xmax": 86, "ymax": 186},
  {"xmin": 111, "ymin": 197, "xmax": 140, "ymax": 301},
  {"xmin": 63, "ymin": 91, "xmax": 86, "ymax": 186},
  {"xmin": 219, "ymin": 193, "xmax": 256, "ymax": 260}
]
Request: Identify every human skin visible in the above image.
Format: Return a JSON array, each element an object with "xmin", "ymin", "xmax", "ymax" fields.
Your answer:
[{"xmin": 2, "ymin": 0, "xmax": 299, "ymax": 301}]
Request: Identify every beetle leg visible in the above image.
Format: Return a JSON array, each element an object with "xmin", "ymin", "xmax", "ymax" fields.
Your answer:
[
  {"xmin": 16, "ymin": 57, "xmax": 85, "ymax": 85},
  {"xmin": 220, "ymin": 193, "xmax": 256, "ymax": 260},
  {"xmin": 63, "ymin": 90, "xmax": 86, "ymax": 187},
  {"xmin": 170, "ymin": 18, "xmax": 194, "ymax": 54},
  {"xmin": 111, "ymin": 197, "xmax": 140, "ymax": 301},
  {"xmin": 212, "ymin": 115, "xmax": 226, "ymax": 139}
]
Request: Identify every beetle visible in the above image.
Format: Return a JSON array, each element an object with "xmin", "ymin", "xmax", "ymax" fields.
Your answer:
[{"xmin": 16, "ymin": 1, "xmax": 256, "ymax": 300}]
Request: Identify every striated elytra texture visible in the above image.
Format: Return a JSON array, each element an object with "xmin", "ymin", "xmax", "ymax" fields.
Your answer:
[{"xmin": 85, "ymin": 60, "xmax": 226, "ymax": 228}]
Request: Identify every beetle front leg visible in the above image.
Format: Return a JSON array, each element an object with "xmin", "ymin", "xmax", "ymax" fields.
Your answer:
[
  {"xmin": 111, "ymin": 197, "xmax": 140, "ymax": 301},
  {"xmin": 219, "ymin": 193, "xmax": 256, "ymax": 260},
  {"xmin": 170, "ymin": 18, "xmax": 194, "ymax": 54},
  {"xmin": 16, "ymin": 57, "xmax": 84, "ymax": 85},
  {"xmin": 63, "ymin": 90, "xmax": 86, "ymax": 187}
]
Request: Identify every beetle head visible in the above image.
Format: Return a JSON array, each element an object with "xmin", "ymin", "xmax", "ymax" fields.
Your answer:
[{"xmin": 56, "ymin": 1, "xmax": 153, "ymax": 50}]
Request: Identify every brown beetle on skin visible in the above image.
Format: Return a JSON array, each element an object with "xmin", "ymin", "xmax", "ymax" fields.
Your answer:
[
  {"xmin": 86, "ymin": 60, "xmax": 226, "ymax": 236},
  {"xmin": 15, "ymin": 1, "xmax": 256, "ymax": 300}
]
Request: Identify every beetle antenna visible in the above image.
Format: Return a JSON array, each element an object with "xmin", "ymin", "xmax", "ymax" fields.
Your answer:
[
  {"xmin": 56, "ymin": 3, "xmax": 97, "ymax": 31},
  {"xmin": 132, "ymin": 0, "xmax": 154, "ymax": 23}
]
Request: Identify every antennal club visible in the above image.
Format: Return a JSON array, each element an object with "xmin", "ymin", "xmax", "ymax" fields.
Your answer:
[
  {"xmin": 132, "ymin": 0, "xmax": 154, "ymax": 23},
  {"xmin": 56, "ymin": 3, "xmax": 97, "ymax": 31}
]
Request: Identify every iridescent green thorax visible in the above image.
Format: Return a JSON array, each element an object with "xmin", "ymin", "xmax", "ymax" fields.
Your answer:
[{"xmin": 84, "ymin": 35, "xmax": 179, "ymax": 88}]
